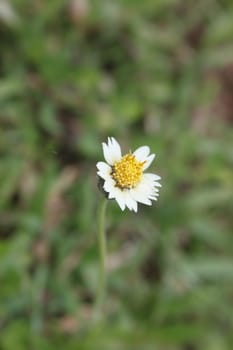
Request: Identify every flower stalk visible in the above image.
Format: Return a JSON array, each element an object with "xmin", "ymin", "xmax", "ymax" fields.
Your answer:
[{"xmin": 94, "ymin": 197, "xmax": 108, "ymax": 317}]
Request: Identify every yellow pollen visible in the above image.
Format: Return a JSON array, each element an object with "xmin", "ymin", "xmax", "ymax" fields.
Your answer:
[{"xmin": 112, "ymin": 153, "xmax": 145, "ymax": 189}]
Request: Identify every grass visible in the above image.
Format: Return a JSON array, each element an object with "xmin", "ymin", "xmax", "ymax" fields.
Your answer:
[{"xmin": 0, "ymin": 0, "xmax": 233, "ymax": 349}]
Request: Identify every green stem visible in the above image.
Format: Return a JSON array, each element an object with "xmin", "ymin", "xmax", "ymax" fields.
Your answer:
[{"xmin": 94, "ymin": 197, "xmax": 108, "ymax": 317}]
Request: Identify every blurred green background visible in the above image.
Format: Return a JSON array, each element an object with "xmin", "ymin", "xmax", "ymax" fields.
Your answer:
[{"xmin": 0, "ymin": 0, "xmax": 233, "ymax": 349}]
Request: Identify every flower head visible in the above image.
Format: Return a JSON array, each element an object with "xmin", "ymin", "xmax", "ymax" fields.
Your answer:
[{"xmin": 97, "ymin": 137, "xmax": 161, "ymax": 212}]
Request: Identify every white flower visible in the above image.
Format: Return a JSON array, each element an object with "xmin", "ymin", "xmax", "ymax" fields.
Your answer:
[{"xmin": 96, "ymin": 137, "xmax": 161, "ymax": 212}]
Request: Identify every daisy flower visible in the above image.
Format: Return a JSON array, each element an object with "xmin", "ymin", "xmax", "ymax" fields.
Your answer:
[{"xmin": 96, "ymin": 137, "xmax": 161, "ymax": 212}]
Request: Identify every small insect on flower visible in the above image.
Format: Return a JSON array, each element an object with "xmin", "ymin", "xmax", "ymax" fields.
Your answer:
[{"xmin": 96, "ymin": 137, "xmax": 161, "ymax": 212}]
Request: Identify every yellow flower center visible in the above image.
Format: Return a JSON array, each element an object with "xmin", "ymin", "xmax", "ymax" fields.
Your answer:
[{"xmin": 112, "ymin": 153, "xmax": 145, "ymax": 190}]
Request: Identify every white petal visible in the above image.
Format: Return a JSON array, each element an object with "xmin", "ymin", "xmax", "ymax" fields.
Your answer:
[
  {"xmin": 107, "ymin": 188, "xmax": 118, "ymax": 199},
  {"xmin": 105, "ymin": 184, "xmax": 120, "ymax": 199},
  {"xmin": 142, "ymin": 175, "xmax": 161, "ymax": 191},
  {"xmin": 96, "ymin": 162, "xmax": 111, "ymax": 179},
  {"xmin": 133, "ymin": 146, "xmax": 150, "ymax": 162},
  {"xmin": 151, "ymin": 190, "xmax": 160, "ymax": 196},
  {"xmin": 102, "ymin": 137, "xmax": 122, "ymax": 165},
  {"xmin": 137, "ymin": 178, "xmax": 153, "ymax": 193},
  {"xmin": 96, "ymin": 161, "xmax": 108, "ymax": 171},
  {"xmin": 136, "ymin": 194, "xmax": 152, "ymax": 205},
  {"xmin": 152, "ymin": 188, "xmax": 159, "ymax": 192},
  {"xmin": 126, "ymin": 192, "xmax": 138, "ymax": 212},
  {"xmin": 149, "ymin": 196, "xmax": 158, "ymax": 201},
  {"xmin": 131, "ymin": 187, "xmax": 152, "ymax": 205},
  {"xmin": 124, "ymin": 192, "xmax": 132, "ymax": 210},
  {"xmin": 143, "ymin": 173, "xmax": 161, "ymax": 181},
  {"xmin": 131, "ymin": 175, "xmax": 160, "ymax": 204},
  {"xmin": 110, "ymin": 137, "xmax": 122, "ymax": 161},
  {"xmin": 103, "ymin": 178, "xmax": 115, "ymax": 192},
  {"xmin": 103, "ymin": 142, "xmax": 116, "ymax": 165},
  {"xmin": 125, "ymin": 196, "xmax": 132, "ymax": 210},
  {"xmin": 132, "ymin": 200, "xmax": 138, "ymax": 212},
  {"xmin": 143, "ymin": 154, "xmax": 155, "ymax": 170},
  {"xmin": 114, "ymin": 191, "xmax": 126, "ymax": 211}
]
